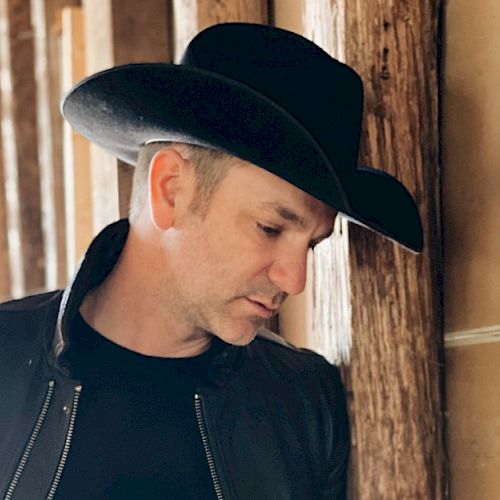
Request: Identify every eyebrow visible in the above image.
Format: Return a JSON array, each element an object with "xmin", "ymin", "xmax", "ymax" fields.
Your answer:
[
  {"xmin": 265, "ymin": 203, "xmax": 307, "ymax": 228},
  {"xmin": 261, "ymin": 202, "xmax": 334, "ymax": 242}
]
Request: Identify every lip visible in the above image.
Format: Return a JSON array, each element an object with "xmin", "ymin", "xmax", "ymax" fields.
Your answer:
[{"xmin": 245, "ymin": 298, "xmax": 276, "ymax": 319}]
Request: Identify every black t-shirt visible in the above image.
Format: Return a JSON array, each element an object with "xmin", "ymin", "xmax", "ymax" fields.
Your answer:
[{"xmin": 54, "ymin": 312, "xmax": 220, "ymax": 500}]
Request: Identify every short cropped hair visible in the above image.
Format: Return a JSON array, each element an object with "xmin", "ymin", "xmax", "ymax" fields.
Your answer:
[{"xmin": 129, "ymin": 142, "xmax": 235, "ymax": 221}]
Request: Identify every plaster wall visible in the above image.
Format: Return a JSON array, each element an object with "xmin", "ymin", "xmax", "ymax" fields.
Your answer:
[
  {"xmin": 443, "ymin": 0, "xmax": 500, "ymax": 333},
  {"xmin": 443, "ymin": 0, "xmax": 500, "ymax": 497}
]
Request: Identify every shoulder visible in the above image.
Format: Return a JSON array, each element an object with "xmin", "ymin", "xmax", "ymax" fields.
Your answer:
[
  {"xmin": 246, "ymin": 329, "xmax": 349, "ymax": 446},
  {"xmin": 0, "ymin": 290, "xmax": 62, "ymax": 345},
  {"xmin": 0, "ymin": 289, "xmax": 62, "ymax": 314},
  {"xmin": 250, "ymin": 327, "xmax": 344, "ymax": 393},
  {"xmin": 254, "ymin": 327, "xmax": 337, "ymax": 368}
]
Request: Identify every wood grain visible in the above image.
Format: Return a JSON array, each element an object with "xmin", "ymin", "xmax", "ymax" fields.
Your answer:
[
  {"xmin": 1, "ymin": 0, "xmax": 45, "ymax": 294},
  {"xmin": 60, "ymin": 6, "xmax": 93, "ymax": 276},
  {"xmin": 82, "ymin": 0, "xmax": 171, "ymax": 230},
  {"xmin": 43, "ymin": 0, "xmax": 80, "ymax": 286},
  {"xmin": 0, "ymin": 92, "xmax": 11, "ymax": 299},
  {"xmin": 111, "ymin": 0, "xmax": 170, "ymax": 217},
  {"xmin": 197, "ymin": 0, "xmax": 268, "ymax": 29},
  {"xmin": 341, "ymin": 1, "xmax": 447, "ymax": 498}
]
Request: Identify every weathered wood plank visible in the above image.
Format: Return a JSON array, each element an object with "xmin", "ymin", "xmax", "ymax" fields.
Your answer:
[
  {"xmin": 82, "ymin": 0, "xmax": 170, "ymax": 228},
  {"xmin": 31, "ymin": 0, "xmax": 79, "ymax": 289},
  {"xmin": 197, "ymin": 0, "xmax": 268, "ymax": 28},
  {"xmin": 111, "ymin": 0, "xmax": 170, "ymax": 65},
  {"xmin": 110, "ymin": 0, "xmax": 170, "ymax": 218},
  {"xmin": 173, "ymin": 0, "xmax": 268, "ymax": 61},
  {"xmin": 0, "ymin": 0, "xmax": 45, "ymax": 295},
  {"xmin": 60, "ymin": 6, "xmax": 93, "ymax": 276},
  {"xmin": 82, "ymin": 0, "xmax": 119, "ymax": 232},
  {"xmin": 43, "ymin": 0, "xmax": 80, "ymax": 285},
  {"xmin": 0, "ymin": 98, "xmax": 11, "ymax": 300},
  {"xmin": 276, "ymin": 1, "xmax": 446, "ymax": 497},
  {"xmin": 342, "ymin": 2, "xmax": 446, "ymax": 498},
  {"xmin": 117, "ymin": 161, "xmax": 133, "ymax": 218}
]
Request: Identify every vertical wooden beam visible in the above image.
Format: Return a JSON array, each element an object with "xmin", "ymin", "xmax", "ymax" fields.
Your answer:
[
  {"xmin": 0, "ymin": 0, "xmax": 45, "ymax": 295},
  {"xmin": 0, "ymin": 100, "xmax": 11, "ymax": 300},
  {"xmin": 276, "ymin": 1, "xmax": 446, "ymax": 497},
  {"xmin": 39, "ymin": 0, "xmax": 80, "ymax": 286},
  {"xmin": 117, "ymin": 162, "xmax": 133, "ymax": 218},
  {"xmin": 60, "ymin": 6, "xmax": 93, "ymax": 277},
  {"xmin": 110, "ymin": 0, "xmax": 170, "ymax": 65},
  {"xmin": 82, "ymin": 0, "xmax": 170, "ymax": 229},
  {"xmin": 81, "ymin": 0, "xmax": 118, "ymax": 232},
  {"xmin": 31, "ymin": 0, "xmax": 78, "ymax": 289},
  {"xmin": 196, "ymin": 0, "xmax": 268, "ymax": 28},
  {"xmin": 0, "ymin": 0, "xmax": 22, "ymax": 298},
  {"xmin": 109, "ymin": 0, "xmax": 170, "ymax": 218},
  {"xmin": 341, "ymin": 2, "xmax": 446, "ymax": 499},
  {"xmin": 172, "ymin": 0, "xmax": 268, "ymax": 62}
]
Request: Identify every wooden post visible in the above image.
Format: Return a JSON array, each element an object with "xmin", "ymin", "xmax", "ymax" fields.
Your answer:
[
  {"xmin": 60, "ymin": 6, "xmax": 93, "ymax": 276},
  {"xmin": 31, "ymin": 0, "xmax": 79, "ymax": 289},
  {"xmin": 108, "ymin": 0, "xmax": 171, "ymax": 218},
  {"xmin": 81, "ymin": 0, "xmax": 170, "ymax": 229},
  {"xmin": 0, "ymin": 0, "xmax": 45, "ymax": 295},
  {"xmin": 341, "ymin": 2, "xmax": 446, "ymax": 498},
  {"xmin": 81, "ymin": 0, "xmax": 118, "ymax": 231},
  {"xmin": 0, "ymin": 108, "xmax": 11, "ymax": 300},
  {"xmin": 275, "ymin": 1, "xmax": 446, "ymax": 497},
  {"xmin": 172, "ymin": 0, "xmax": 268, "ymax": 62},
  {"xmin": 196, "ymin": 0, "xmax": 268, "ymax": 28}
]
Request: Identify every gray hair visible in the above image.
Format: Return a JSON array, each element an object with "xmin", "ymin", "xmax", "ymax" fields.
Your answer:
[{"xmin": 129, "ymin": 142, "xmax": 236, "ymax": 222}]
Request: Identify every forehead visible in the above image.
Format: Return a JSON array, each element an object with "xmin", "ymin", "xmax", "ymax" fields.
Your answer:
[{"xmin": 216, "ymin": 160, "xmax": 336, "ymax": 223}]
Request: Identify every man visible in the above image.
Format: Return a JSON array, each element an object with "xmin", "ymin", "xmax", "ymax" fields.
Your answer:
[{"xmin": 0, "ymin": 23, "xmax": 422, "ymax": 499}]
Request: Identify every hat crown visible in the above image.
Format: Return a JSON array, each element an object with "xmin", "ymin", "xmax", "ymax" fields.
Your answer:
[
  {"xmin": 61, "ymin": 22, "xmax": 423, "ymax": 251},
  {"xmin": 181, "ymin": 23, "xmax": 363, "ymax": 178}
]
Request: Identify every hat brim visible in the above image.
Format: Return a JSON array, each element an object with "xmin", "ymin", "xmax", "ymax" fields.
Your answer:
[
  {"xmin": 62, "ymin": 63, "xmax": 423, "ymax": 252},
  {"xmin": 343, "ymin": 167, "xmax": 423, "ymax": 252}
]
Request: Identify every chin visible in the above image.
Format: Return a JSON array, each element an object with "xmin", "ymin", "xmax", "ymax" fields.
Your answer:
[
  {"xmin": 216, "ymin": 318, "xmax": 263, "ymax": 346},
  {"xmin": 224, "ymin": 335, "xmax": 257, "ymax": 347}
]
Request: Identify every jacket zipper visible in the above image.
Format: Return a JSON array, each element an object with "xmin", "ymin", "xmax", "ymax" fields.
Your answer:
[
  {"xmin": 194, "ymin": 393, "xmax": 224, "ymax": 500},
  {"xmin": 46, "ymin": 384, "xmax": 82, "ymax": 500},
  {"xmin": 4, "ymin": 380, "xmax": 56, "ymax": 500}
]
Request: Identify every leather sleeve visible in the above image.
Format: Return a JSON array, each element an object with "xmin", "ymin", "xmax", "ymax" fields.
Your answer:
[{"xmin": 319, "ymin": 362, "xmax": 350, "ymax": 499}]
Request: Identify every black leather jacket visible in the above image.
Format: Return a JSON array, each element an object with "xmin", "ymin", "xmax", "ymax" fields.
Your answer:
[{"xmin": 0, "ymin": 220, "xmax": 349, "ymax": 500}]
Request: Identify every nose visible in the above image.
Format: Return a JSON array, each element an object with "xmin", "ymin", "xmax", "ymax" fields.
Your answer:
[{"xmin": 267, "ymin": 248, "xmax": 308, "ymax": 296}]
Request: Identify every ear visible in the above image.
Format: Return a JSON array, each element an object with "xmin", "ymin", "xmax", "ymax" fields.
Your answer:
[{"xmin": 148, "ymin": 147, "xmax": 188, "ymax": 230}]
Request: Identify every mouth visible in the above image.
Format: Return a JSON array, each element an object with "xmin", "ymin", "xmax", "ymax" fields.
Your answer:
[{"xmin": 245, "ymin": 298, "xmax": 278, "ymax": 319}]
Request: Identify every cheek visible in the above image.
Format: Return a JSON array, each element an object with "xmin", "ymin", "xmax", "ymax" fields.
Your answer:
[
  {"xmin": 179, "ymin": 233, "xmax": 232, "ymax": 289},
  {"xmin": 181, "ymin": 219, "xmax": 269, "ymax": 289}
]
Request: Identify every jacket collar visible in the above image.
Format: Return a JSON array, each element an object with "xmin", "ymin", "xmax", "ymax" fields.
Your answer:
[
  {"xmin": 50, "ymin": 219, "xmax": 129, "ymax": 373},
  {"xmin": 51, "ymin": 219, "xmax": 243, "ymax": 384}
]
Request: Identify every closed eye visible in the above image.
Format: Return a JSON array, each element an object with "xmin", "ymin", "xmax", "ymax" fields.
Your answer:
[{"xmin": 257, "ymin": 223, "xmax": 282, "ymax": 237}]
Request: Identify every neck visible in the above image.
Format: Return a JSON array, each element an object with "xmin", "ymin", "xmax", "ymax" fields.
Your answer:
[{"xmin": 80, "ymin": 223, "xmax": 213, "ymax": 358}]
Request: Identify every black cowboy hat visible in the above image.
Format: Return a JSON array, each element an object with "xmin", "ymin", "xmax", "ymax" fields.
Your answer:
[{"xmin": 61, "ymin": 22, "xmax": 423, "ymax": 252}]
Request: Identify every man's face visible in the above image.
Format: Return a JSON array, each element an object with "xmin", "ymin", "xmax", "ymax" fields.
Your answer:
[{"xmin": 162, "ymin": 160, "xmax": 336, "ymax": 346}]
